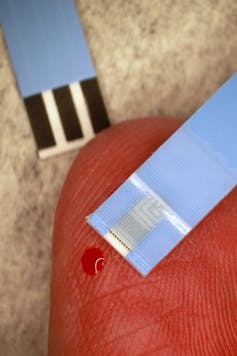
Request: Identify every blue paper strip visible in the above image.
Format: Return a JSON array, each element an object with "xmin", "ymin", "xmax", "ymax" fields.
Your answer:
[
  {"xmin": 88, "ymin": 73, "xmax": 237, "ymax": 277},
  {"xmin": 0, "ymin": 0, "xmax": 95, "ymax": 97}
]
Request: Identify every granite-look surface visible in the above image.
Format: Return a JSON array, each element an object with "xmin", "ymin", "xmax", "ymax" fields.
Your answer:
[{"xmin": 0, "ymin": 1, "xmax": 237, "ymax": 355}]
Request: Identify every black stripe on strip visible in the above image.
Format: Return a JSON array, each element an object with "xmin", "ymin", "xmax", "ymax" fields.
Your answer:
[
  {"xmin": 24, "ymin": 94, "xmax": 55, "ymax": 149},
  {"xmin": 53, "ymin": 86, "xmax": 83, "ymax": 141},
  {"xmin": 80, "ymin": 77, "xmax": 110, "ymax": 133}
]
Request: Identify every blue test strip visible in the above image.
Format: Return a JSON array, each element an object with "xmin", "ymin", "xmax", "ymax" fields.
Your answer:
[
  {"xmin": 0, "ymin": 0, "xmax": 110, "ymax": 158},
  {"xmin": 88, "ymin": 73, "xmax": 237, "ymax": 277},
  {"xmin": 0, "ymin": 0, "xmax": 95, "ymax": 97}
]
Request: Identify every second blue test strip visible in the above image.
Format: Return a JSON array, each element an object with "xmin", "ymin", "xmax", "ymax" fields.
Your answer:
[
  {"xmin": 88, "ymin": 73, "xmax": 237, "ymax": 277},
  {"xmin": 0, "ymin": 0, "xmax": 110, "ymax": 158},
  {"xmin": 0, "ymin": 0, "xmax": 95, "ymax": 97}
]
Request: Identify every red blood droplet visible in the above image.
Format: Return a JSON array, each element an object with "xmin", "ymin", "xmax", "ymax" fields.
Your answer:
[{"xmin": 81, "ymin": 248, "xmax": 105, "ymax": 276}]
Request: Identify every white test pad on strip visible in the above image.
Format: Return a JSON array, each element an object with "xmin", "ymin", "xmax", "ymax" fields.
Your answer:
[{"xmin": 87, "ymin": 73, "xmax": 237, "ymax": 277}]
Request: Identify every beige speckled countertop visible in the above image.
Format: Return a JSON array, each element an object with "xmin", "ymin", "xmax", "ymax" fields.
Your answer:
[{"xmin": 0, "ymin": 1, "xmax": 237, "ymax": 355}]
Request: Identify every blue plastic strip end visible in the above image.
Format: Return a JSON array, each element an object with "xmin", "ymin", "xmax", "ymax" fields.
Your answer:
[{"xmin": 87, "ymin": 73, "xmax": 237, "ymax": 277}]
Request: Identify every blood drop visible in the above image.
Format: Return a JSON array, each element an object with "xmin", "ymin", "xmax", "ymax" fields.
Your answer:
[{"xmin": 81, "ymin": 247, "xmax": 105, "ymax": 276}]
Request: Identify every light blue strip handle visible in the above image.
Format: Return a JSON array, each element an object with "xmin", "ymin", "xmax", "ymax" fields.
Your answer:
[
  {"xmin": 0, "ymin": 0, "xmax": 95, "ymax": 97},
  {"xmin": 87, "ymin": 73, "xmax": 237, "ymax": 277}
]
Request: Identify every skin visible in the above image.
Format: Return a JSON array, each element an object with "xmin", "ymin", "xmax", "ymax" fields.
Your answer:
[{"xmin": 48, "ymin": 118, "xmax": 237, "ymax": 356}]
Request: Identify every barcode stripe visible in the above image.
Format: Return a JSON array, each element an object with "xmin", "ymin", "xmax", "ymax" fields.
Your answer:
[
  {"xmin": 81, "ymin": 78, "xmax": 110, "ymax": 133},
  {"xmin": 24, "ymin": 78, "xmax": 110, "ymax": 158},
  {"xmin": 24, "ymin": 94, "xmax": 55, "ymax": 149},
  {"xmin": 42, "ymin": 90, "xmax": 66, "ymax": 145},
  {"xmin": 53, "ymin": 86, "xmax": 83, "ymax": 141},
  {"xmin": 38, "ymin": 136, "xmax": 91, "ymax": 159},
  {"xmin": 69, "ymin": 82, "xmax": 94, "ymax": 139}
]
